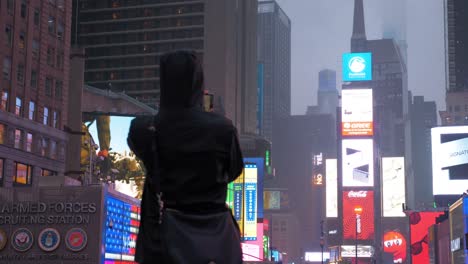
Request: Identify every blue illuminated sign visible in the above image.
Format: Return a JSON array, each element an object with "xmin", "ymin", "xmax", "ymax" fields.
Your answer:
[
  {"xmin": 233, "ymin": 183, "xmax": 243, "ymax": 221},
  {"xmin": 342, "ymin": 52, "xmax": 372, "ymax": 81},
  {"xmin": 244, "ymin": 157, "xmax": 264, "ymax": 219}
]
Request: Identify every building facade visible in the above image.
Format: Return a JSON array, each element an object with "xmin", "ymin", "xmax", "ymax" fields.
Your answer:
[
  {"xmin": 382, "ymin": 0, "xmax": 407, "ymax": 64},
  {"xmin": 74, "ymin": 0, "xmax": 258, "ymax": 134},
  {"xmin": 257, "ymin": 0, "xmax": 291, "ymax": 142},
  {"xmin": 0, "ymin": 0, "xmax": 72, "ymax": 187},
  {"xmin": 444, "ymin": 0, "xmax": 468, "ymax": 93},
  {"xmin": 409, "ymin": 94, "xmax": 437, "ymax": 209},
  {"xmin": 316, "ymin": 69, "xmax": 339, "ymax": 122},
  {"xmin": 439, "ymin": 90, "xmax": 468, "ymax": 125}
]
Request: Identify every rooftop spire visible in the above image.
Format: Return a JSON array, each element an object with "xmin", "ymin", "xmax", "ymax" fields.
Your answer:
[{"xmin": 351, "ymin": 0, "xmax": 367, "ymax": 52}]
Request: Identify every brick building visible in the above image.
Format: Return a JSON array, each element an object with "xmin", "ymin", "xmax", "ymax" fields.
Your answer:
[{"xmin": 0, "ymin": 0, "xmax": 72, "ymax": 187}]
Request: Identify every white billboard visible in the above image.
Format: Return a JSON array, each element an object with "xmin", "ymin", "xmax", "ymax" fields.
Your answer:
[
  {"xmin": 342, "ymin": 139, "xmax": 374, "ymax": 187},
  {"xmin": 341, "ymin": 245, "xmax": 374, "ymax": 258},
  {"xmin": 341, "ymin": 89, "xmax": 373, "ymax": 136},
  {"xmin": 432, "ymin": 126, "xmax": 468, "ymax": 195},
  {"xmin": 382, "ymin": 157, "xmax": 406, "ymax": 217},
  {"xmin": 326, "ymin": 159, "xmax": 338, "ymax": 217}
]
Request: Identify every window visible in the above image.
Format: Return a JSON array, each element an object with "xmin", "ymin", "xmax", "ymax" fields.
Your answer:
[
  {"xmin": 1, "ymin": 91, "xmax": 8, "ymax": 111},
  {"xmin": 52, "ymin": 111, "xmax": 58, "ymax": 128},
  {"xmin": 14, "ymin": 162, "xmax": 32, "ymax": 185},
  {"xmin": 3, "ymin": 57, "xmax": 11, "ymax": 80},
  {"xmin": 32, "ymin": 39, "xmax": 39, "ymax": 58},
  {"xmin": 17, "ymin": 64, "xmax": 24, "ymax": 85},
  {"xmin": 15, "ymin": 97, "xmax": 22, "ymax": 116},
  {"xmin": 55, "ymin": 80, "xmax": 62, "ymax": 98},
  {"xmin": 48, "ymin": 16, "xmax": 55, "ymax": 34},
  {"xmin": 47, "ymin": 47, "xmax": 54, "ymax": 66},
  {"xmin": 57, "ymin": 22, "xmax": 64, "ymax": 40},
  {"xmin": 28, "ymin": 101, "xmax": 35, "ymax": 120},
  {"xmin": 41, "ymin": 169, "xmax": 57, "ymax": 176},
  {"xmin": 30, "ymin": 70, "xmax": 37, "ymax": 88},
  {"xmin": 57, "ymin": 0, "xmax": 64, "ymax": 11},
  {"xmin": 50, "ymin": 140, "xmax": 57, "ymax": 159},
  {"xmin": 5, "ymin": 25, "xmax": 12, "ymax": 46},
  {"xmin": 26, "ymin": 133, "xmax": 32, "ymax": 152},
  {"xmin": 19, "ymin": 31, "xmax": 25, "ymax": 49},
  {"xmin": 7, "ymin": 0, "xmax": 13, "ymax": 14},
  {"xmin": 45, "ymin": 77, "xmax": 53, "ymax": 96},
  {"xmin": 21, "ymin": 0, "xmax": 27, "ymax": 18},
  {"xmin": 56, "ymin": 52, "xmax": 64, "ymax": 69},
  {"xmin": 41, "ymin": 138, "xmax": 48, "ymax": 156},
  {"xmin": 455, "ymin": 105, "xmax": 461, "ymax": 112},
  {"xmin": 0, "ymin": 124, "xmax": 5, "ymax": 144},
  {"xmin": 14, "ymin": 129, "xmax": 23, "ymax": 149},
  {"xmin": 43, "ymin": 107, "xmax": 49, "ymax": 125},
  {"xmin": 0, "ymin": 159, "xmax": 4, "ymax": 186},
  {"xmin": 34, "ymin": 9, "xmax": 40, "ymax": 26}
]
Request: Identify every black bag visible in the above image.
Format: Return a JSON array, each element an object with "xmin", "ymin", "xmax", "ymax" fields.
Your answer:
[{"xmin": 148, "ymin": 120, "xmax": 243, "ymax": 264}]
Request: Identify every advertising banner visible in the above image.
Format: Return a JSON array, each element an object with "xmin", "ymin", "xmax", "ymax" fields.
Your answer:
[
  {"xmin": 312, "ymin": 153, "xmax": 324, "ymax": 186},
  {"xmin": 243, "ymin": 163, "xmax": 258, "ymax": 241},
  {"xmin": 244, "ymin": 158, "xmax": 264, "ymax": 219},
  {"xmin": 342, "ymin": 139, "xmax": 374, "ymax": 187},
  {"xmin": 431, "ymin": 126, "xmax": 468, "ymax": 195},
  {"xmin": 341, "ymin": 89, "xmax": 373, "ymax": 136},
  {"xmin": 326, "ymin": 159, "xmax": 338, "ymax": 217},
  {"xmin": 343, "ymin": 191, "xmax": 375, "ymax": 240},
  {"xmin": 340, "ymin": 245, "xmax": 374, "ymax": 258},
  {"xmin": 382, "ymin": 157, "xmax": 406, "ymax": 217},
  {"xmin": 409, "ymin": 212, "xmax": 444, "ymax": 264},
  {"xmin": 383, "ymin": 230, "xmax": 407, "ymax": 263},
  {"xmin": 264, "ymin": 189, "xmax": 290, "ymax": 211},
  {"xmin": 342, "ymin": 53, "xmax": 372, "ymax": 81}
]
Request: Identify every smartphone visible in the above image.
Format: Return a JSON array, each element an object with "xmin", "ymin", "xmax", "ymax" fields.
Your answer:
[{"xmin": 203, "ymin": 93, "xmax": 214, "ymax": 112}]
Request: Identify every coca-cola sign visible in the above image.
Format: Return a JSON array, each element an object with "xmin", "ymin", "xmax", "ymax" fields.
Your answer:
[{"xmin": 348, "ymin": 191, "xmax": 367, "ymax": 198}]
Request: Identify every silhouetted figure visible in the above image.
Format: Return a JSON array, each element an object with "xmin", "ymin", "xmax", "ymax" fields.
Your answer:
[{"xmin": 128, "ymin": 50, "xmax": 244, "ymax": 264}]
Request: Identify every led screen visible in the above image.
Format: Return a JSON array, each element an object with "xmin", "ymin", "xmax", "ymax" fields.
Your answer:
[
  {"xmin": 383, "ymin": 230, "xmax": 407, "ymax": 263},
  {"xmin": 233, "ymin": 163, "xmax": 258, "ymax": 241},
  {"xmin": 326, "ymin": 159, "xmax": 338, "ymax": 217},
  {"xmin": 342, "ymin": 52, "xmax": 373, "ymax": 81},
  {"xmin": 242, "ymin": 223, "xmax": 264, "ymax": 261},
  {"xmin": 83, "ymin": 114, "xmax": 145, "ymax": 198},
  {"xmin": 343, "ymin": 190, "xmax": 374, "ymax": 240},
  {"xmin": 340, "ymin": 245, "xmax": 374, "ymax": 258},
  {"xmin": 104, "ymin": 196, "xmax": 140, "ymax": 264},
  {"xmin": 305, "ymin": 252, "xmax": 330, "ymax": 262},
  {"xmin": 244, "ymin": 157, "xmax": 264, "ymax": 219},
  {"xmin": 341, "ymin": 89, "xmax": 373, "ymax": 136},
  {"xmin": 409, "ymin": 211, "xmax": 444, "ymax": 264},
  {"xmin": 264, "ymin": 189, "xmax": 290, "ymax": 210},
  {"xmin": 382, "ymin": 157, "xmax": 406, "ymax": 217},
  {"xmin": 431, "ymin": 126, "xmax": 468, "ymax": 195},
  {"xmin": 342, "ymin": 139, "xmax": 374, "ymax": 187}
]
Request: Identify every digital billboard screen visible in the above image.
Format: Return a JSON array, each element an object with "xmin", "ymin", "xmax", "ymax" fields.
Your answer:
[
  {"xmin": 233, "ymin": 163, "xmax": 258, "ymax": 241},
  {"xmin": 264, "ymin": 189, "xmax": 290, "ymax": 211},
  {"xmin": 382, "ymin": 157, "xmax": 406, "ymax": 217},
  {"xmin": 83, "ymin": 113, "xmax": 145, "ymax": 198},
  {"xmin": 383, "ymin": 230, "xmax": 408, "ymax": 264},
  {"xmin": 326, "ymin": 159, "xmax": 338, "ymax": 217},
  {"xmin": 431, "ymin": 126, "xmax": 468, "ymax": 195},
  {"xmin": 410, "ymin": 212, "xmax": 444, "ymax": 264},
  {"xmin": 343, "ymin": 191, "xmax": 375, "ymax": 240},
  {"xmin": 342, "ymin": 52, "xmax": 373, "ymax": 81},
  {"xmin": 341, "ymin": 89, "xmax": 373, "ymax": 136},
  {"xmin": 342, "ymin": 139, "xmax": 374, "ymax": 187},
  {"xmin": 340, "ymin": 245, "xmax": 374, "ymax": 258}
]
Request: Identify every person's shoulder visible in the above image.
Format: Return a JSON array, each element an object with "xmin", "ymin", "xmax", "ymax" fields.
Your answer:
[{"xmin": 200, "ymin": 111, "xmax": 235, "ymax": 129}]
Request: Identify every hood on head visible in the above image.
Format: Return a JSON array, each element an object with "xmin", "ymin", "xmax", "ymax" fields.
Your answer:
[{"xmin": 159, "ymin": 50, "xmax": 204, "ymax": 109}]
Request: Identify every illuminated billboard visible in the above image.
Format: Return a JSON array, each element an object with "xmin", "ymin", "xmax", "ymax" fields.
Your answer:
[
  {"xmin": 326, "ymin": 159, "xmax": 338, "ymax": 217},
  {"xmin": 342, "ymin": 139, "xmax": 374, "ymax": 187},
  {"xmin": 343, "ymin": 190, "xmax": 374, "ymax": 240},
  {"xmin": 341, "ymin": 89, "xmax": 373, "ymax": 136},
  {"xmin": 264, "ymin": 189, "xmax": 290, "ymax": 210},
  {"xmin": 431, "ymin": 126, "xmax": 468, "ymax": 195},
  {"xmin": 342, "ymin": 52, "xmax": 372, "ymax": 81},
  {"xmin": 382, "ymin": 157, "xmax": 406, "ymax": 217},
  {"xmin": 312, "ymin": 153, "xmax": 324, "ymax": 186},
  {"xmin": 383, "ymin": 230, "xmax": 407, "ymax": 263},
  {"xmin": 341, "ymin": 245, "xmax": 374, "ymax": 258},
  {"xmin": 233, "ymin": 163, "xmax": 258, "ymax": 241},
  {"xmin": 410, "ymin": 212, "xmax": 444, "ymax": 264},
  {"xmin": 83, "ymin": 114, "xmax": 145, "ymax": 198}
]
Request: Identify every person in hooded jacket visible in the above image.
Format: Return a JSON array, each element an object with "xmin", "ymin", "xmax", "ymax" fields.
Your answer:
[{"xmin": 127, "ymin": 50, "xmax": 244, "ymax": 264}]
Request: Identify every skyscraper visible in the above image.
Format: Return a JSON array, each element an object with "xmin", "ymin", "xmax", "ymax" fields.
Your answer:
[
  {"xmin": 74, "ymin": 0, "xmax": 258, "ymax": 134},
  {"xmin": 409, "ymin": 94, "xmax": 437, "ymax": 209},
  {"xmin": 0, "ymin": 0, "xmax": 72, "ymax": 186},
  {"xmin": 382, "ymin": 0, "xmax": 408, "ymax": 63},
  {"xmin": 444, "ymin": 0, "xmax": 468, "ymax": 93},
  {"xmin": 317, "ymin": 69, "xmax": 339, "ymax": 121},
  {"xmin": 257, "ymin": 0, "xmax": 291, "ymax": 142}
]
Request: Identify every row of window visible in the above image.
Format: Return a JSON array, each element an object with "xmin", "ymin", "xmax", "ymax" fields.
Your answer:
[
  {"xmin": 85, "ymin": 68, "xmax": 159, "ymax": 81},
  {"xmin": 0, "ymin": 91, "xmax": 61, "ymax": 128},
  {"xmin": 80, "ymin": 0, "xmax": 200, "ymax": 11},
  {"xmin": 0, "ymin": 159, "xmax": 57, "ymax": 187},
  {"xmin": 448, "ymin": 104, "xmax": 468, "ymax": 113},
  {"xmin": 80, "ymin": 16, "xmax": 204, "ymax": 35},
  {"xmin": 0, "ymin": 123, "xmax": 59, "ymax": 160},
  {"xmin": 86, "ymin": 40, "xmax": 203, "ymax": 57}
]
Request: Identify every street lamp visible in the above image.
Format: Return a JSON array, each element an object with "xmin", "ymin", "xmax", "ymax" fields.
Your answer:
[{"xmin": 354, "ymin": 206, "xmax": 363, "ymax": 264}]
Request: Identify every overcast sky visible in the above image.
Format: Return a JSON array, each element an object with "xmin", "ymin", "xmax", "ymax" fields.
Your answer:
[{"xmin": 275, "ymin": 0, "xmax": 446, "ymax": 115}]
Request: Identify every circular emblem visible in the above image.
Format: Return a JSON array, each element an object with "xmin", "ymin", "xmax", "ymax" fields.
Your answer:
[
  {"xmin": 343, "ymin": 122, "xmax": 351, "ymax": 129},
  {"xmin": 11, "ymin": 228, "xmax": 33, "ymax": 252},
  {"xmin": 38, "ymin": 228, "xmax": 60, "ymax": 252},
  {"xmin": 65, "ymin": 228, "xmax": 87, "ymax": 252},
  {"xmin": 348, "ymin": 56, "xmax": 366, "ymax": 73},
  {"xmin": 0, "ymin": 229, "xmax": 7, "ymax": 251}
]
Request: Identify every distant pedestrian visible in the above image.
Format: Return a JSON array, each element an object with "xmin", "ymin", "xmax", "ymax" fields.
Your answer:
[{"xmin": 128, "ymin": 50, "xmax": 244, "ymax": 264}]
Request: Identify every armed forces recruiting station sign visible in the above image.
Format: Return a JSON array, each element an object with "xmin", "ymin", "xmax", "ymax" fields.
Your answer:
[{"xmin": 0, "ymin": 187, "xmax": 102, "ymax": 264}]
